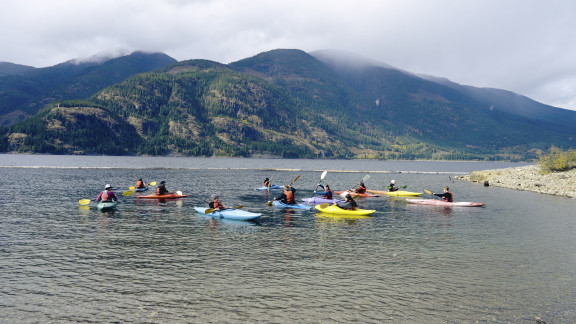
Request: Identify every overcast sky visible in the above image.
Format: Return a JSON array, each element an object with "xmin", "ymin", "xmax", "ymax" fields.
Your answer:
[{"xmin": 2, "ymin": 0, "xmax": 575, "ymax": 110}]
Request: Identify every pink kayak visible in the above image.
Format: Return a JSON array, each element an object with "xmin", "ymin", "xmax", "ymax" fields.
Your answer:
[
  {"xmin": 406, "ymin": 199, "xmax": 485, "ymax": 207},
  {"xmin": 336, "ymin": 191, "xmax": 380, "ymax": 197}
]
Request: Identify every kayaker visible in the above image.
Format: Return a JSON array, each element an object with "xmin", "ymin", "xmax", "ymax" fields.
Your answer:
[
  {"xmin": 315, "ymin": 184, "xmax": 333, "ymax": 199},
  {"xmin": 337, "ymin": 194, "xmax": 357, "ymax": 210},
  {"xmin": 433, "ymin": 186, "xmax": 453, "ymax": 202},
  {"xmin": 136, "ymin": 178, "xmax": 148, "ymax": 189},
  {"xmin": 274, "ymin": 185, "xmax": 296, "ymax": 204},
  {"xmin": 356, "ymin": 182, "xmax": 367, "ymax": 194},
  {"xmin": 209, "ymin": 195, "xmax": 228, "ymax": 210},
  {"xmin": 263, "ymin": 178, "xmax": 270, "ymax": 187},
  {"xmin": 96, "ymin": 184, "xmax": 118, "ymax": 202},
  {"xmin": 157, "ymin": 181, "xmax": 170, "ymax": 195},
  {"xmin": 389, "ymin": 180, "xmax": 399, "ymax": 192}
]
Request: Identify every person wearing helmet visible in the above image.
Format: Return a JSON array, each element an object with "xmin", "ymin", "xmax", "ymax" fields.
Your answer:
[
  {"xmin": 274, "ymin": 185, "xmax": 296, "ymax": 204},
  {"xmin": 96, "ymin": 184, "xmax": 118, "ymax": 203},
  {"xmin": 337, "ymin": 194, "xmax": 357, "ymax": 210},
  {"xmin": 389, "ymin": 180, "xmax": 399, "ymax": 192},
  {"xmin": 157, "ymin": 181, "xmax": 170, "ymax": 195},
  {"xmin": 209, "ymin": 195, "xmax": 229, "ymax": 211},
  {"xmin": 355, "ymin": 182, "xmax": 367, "ymax": 194}
]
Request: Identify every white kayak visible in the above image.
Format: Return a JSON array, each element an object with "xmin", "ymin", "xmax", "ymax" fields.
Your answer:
[
  {"xmin": 406, "ymin": 199, "xmax": 486, "ymax": 207},
  {"xmin": 194, "ymin": 207, "xmax": 262, "ymax": 221}
]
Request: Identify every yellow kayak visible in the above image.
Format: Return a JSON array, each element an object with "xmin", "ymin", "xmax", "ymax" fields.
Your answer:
[
  {"xmin": 367, "ymin": 189, "xmax": 423, "ymax": 196},
  {"xmin": 314, "ymin": 203, "xmax": 376, "ymax": 216}
]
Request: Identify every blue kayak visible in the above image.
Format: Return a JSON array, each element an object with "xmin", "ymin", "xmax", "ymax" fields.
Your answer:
[
  {"xmin": 194, "ymin": 207, "xmax": 262, "ymax": 221},
  {"xmin": 301, "ymin": 197, "xmax": 344, "ymax": 205},
  {"xmin": 255, "ymin": 185, "xmax": 283, "ymax": 190},
  {"xmin": 134, "ymin": 187, "xmax": 149, "ymax": 192},
  {"xmin": 271, "ymin": 200, "xmax": 312, "ymax": 210}
]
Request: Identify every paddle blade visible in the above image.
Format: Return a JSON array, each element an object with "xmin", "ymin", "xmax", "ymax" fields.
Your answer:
[
  {"xmin": 235, "ymin": 205, "xmax": 244, "ymax": 209},
  {"xmin": 122, "ymin": 190, "xmax": 134, "ymax": 196},
  {"xmin": 176, "ymin": 190, "xmax": 183, "ymax": 195},
  {"xmin": 129, "ymin": 186, "xmax": 136, "ymax": 190},
  {"xmin": 362, "ymin": 175, "xmax": 371, "ymax": 182},
  {"xmin": 425, "ymin": 189, "xmax": 432, "ymax": 194},
  {"xmin": 79, "ymin": 199, "xmax": 91, "ymax": 205},
  {"xmin": 318, "ymin": 203, "xmax": 330, "ymax": 209},
  {"xmin": 290, "ymin": 175, "xmax": 301, "ymax": 185},
  {"xmin": 320, "ymin": 170, "xmax": 327, "ymax": 180},
  {"xmin": 267, "ymin": 201, "xmax": 273, "ymax": 205},
  {"xmin": 150, "ymin": 181, "xmax": 157, "ymax": 186},
  {"xmin": 204, "ymin": 208, "xmax": 215, "ymax": 214}
]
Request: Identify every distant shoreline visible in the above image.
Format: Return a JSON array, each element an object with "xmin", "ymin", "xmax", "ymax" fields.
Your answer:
[{"xmin": 456, "ymin": 165, "xmax": 576, "ymax": 198}]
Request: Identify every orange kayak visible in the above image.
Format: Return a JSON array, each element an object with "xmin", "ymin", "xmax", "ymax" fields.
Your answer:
[{"xmin": 138, "ymin": 193, "xmax": 189, "ymax": 199}]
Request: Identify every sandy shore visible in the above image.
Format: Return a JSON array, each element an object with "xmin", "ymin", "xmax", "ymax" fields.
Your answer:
[{"xmin": 456, "ymin": 165, "xmax": 576, "ymax": 198}]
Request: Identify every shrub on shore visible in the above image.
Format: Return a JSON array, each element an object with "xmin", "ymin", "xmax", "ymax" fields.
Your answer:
[{"xmin": 537, "ymin": 146, "xmax": 576, "ymax": 173}]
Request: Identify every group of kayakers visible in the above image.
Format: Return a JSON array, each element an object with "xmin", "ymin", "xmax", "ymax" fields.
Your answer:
[{"xmin": 96, "ymin": 176, "xmax": 454, "ymax": 210}]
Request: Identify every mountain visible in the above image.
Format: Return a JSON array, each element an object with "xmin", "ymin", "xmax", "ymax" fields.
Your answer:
[
  {"xmin": 1, "ymin": 48, "xmax": 575, "ymax": 160},
  {"xmin": 0, "ymin": 62, "xmax": 36, "ymax": 76},
  {"xmin": 0, "ymin": 51, "xmax": 177, "ymax": 126}
]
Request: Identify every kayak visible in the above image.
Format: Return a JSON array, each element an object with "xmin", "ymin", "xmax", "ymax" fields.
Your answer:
[
  {"xmin": 138, "ymin": 193, "xmax": 189, "ymax": 199},
  {"xmin": 314, "ymin": 203, "xmax": 376, "ymax": 216},
  {"xmin": 194, "ymin": 207, "xmax": 262, "ymax": 221},
  {"xmin": 97, "ymin": 200, "xmax": 118, "ymax": 210},
  {"xmin": 301, "ymin": 197, "xmax": 344, "ymax": 205},
  {"xmin": 336, "ymin": 191, "xmax": 380, "ymax": 197},
  {"xmin": 271, "ymin": 200, "xmax": 313, "ymax": 210},
  {"xmin": 255, "ymin": 185, "xmax": 283, "ymax": 190},
  {"xmin": 406, "ymin": 199, "xmax": 486, "ymax": 207},
  {"xmin": 134, "ymin": 187, "xmax": 149, "ymax": 192},
  {"xmin": 367, "ymin": 189, "xmax": 423, "ymax": 196}
]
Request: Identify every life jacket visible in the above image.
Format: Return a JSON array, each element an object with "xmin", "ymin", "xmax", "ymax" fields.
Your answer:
[
  {"xmin": 356, "ymin": 186, "xmax": 366, "ymax": 194},
  {"xmin": 285, "ymin": 190, "xmax": 295, "ymax": 204},
  {"xmin": 444, "ymin": 191, "xmax": 453, "ymax": 202},
  {"xmin": 324, "ymin": 190, "xmax": 333, "ymax": 199},
  {"xmin": 157, "ymin": 186, "xmax": 167, "ymax": 195},
  {"xmin": 210, "ymin": 201, "xmax": 224, "ymax": 209},
  {"xmin": 136, "ymin": 180, "xmax": 144, "ymax": 188},
  {"xmin": 389, "ymin": 184, "xmax": 398, "ymax": 192},
  {"xmin": 101, "ymin": 191, "xmax": 109, "ymax": 201},
  {"xmin": 263, "ymin": 180, "xmax": 270, "ymax": 187}
]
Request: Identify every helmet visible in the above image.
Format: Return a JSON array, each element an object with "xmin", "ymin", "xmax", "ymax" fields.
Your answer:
[
  {"xmin": 391, "ymin": 180, "xmax": 396, "ymax": 184},
  {"xmin": 105, "ymin": 184, "xmax": 113, "ymax": 189}
]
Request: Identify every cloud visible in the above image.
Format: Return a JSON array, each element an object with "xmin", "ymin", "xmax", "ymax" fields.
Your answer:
[{"xmin": 1, "ymin": 0, "xmax": 575, "ymax": 110}]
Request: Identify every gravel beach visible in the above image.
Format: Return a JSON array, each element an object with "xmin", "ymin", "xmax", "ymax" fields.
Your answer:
[{"xmin": 456, "ymin": 164, "xmax": 576, "ymax": 198}]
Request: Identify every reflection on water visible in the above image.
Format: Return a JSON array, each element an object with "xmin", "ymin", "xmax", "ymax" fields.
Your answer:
[{"xmin": 0, "ymin": 157, "xmax": 574, "ymax": 323}]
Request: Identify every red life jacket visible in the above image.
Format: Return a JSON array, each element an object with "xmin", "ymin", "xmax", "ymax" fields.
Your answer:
[
  {"xmin": 324, "ymin": 190, "xmax": 333, "ymax": 199},
  {"xmin": 356, "ymin": 186, "xmax": 366, "ymax": 194},
  {"xmin": 444, "ymin": 191, "xmax": 453, "ymax": 202},
  {"xmin": 136, "ymin": 180, "xmax": 144, "ymax": 188},
  {"xmin": 285, "ymin": 190, "xmax": 295, "ymax": 204}
]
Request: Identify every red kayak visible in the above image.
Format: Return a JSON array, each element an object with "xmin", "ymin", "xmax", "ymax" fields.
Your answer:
[
  {"xmin": 336, "ymin": 191, "xmax": 380, "ymax": 197},
  {"xmin": 138, "ymin": 193, "xmax": 189, "ymax": 199}
]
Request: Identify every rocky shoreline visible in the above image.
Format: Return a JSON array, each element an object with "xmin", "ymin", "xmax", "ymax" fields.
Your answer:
[{"xmin": 456, "ymin": 164, "xmax": 576, "ymax": 198}]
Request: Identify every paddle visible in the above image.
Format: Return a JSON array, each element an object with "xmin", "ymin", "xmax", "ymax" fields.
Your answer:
[
  {"xmin": 149, "ymin": 181, "xmax": 157, "ymax": 186},
  {"xmin": 129, "ymin": 186, "xmax": 136, "ymax": 190},
  {"xmin": 176, "ymin": 190, "xmax": 183, "ymax": 195},
  {"xmin": 341, "ymin": 174, "xmax": 370, "ymax": 197},
  {"xmin": 79, "ymin": 199, "xmax": 91, "ymax": 205},
  {"xmin": 204, "ymin": 205, "xmax": 244, "ymax": 214},
  {"xmin": 308, "ymin": 171, "xmax": 328, "ymax": 202},
  {"xmin": 387, "ymin": 185, "xmax": 407, "ymax": 190},
  {"xmin": 267, "ymin": 175, "xmax": 274, "ymax": 189},
  {"xmin": 425, "ymin": 189, "xmax": 441, "ymax": 200},
  {"xmin": 267, "ymin": 174, "xmax": 301, "ymax": 205},
  {"xmin": 122, "ymin": 190, "xmax": 134, "ymax": 196}
]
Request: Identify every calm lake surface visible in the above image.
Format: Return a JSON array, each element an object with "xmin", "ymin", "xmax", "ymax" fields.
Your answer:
[{"xmin": 1, "ymin": 155, "xmax": 574, "ymax": 323}]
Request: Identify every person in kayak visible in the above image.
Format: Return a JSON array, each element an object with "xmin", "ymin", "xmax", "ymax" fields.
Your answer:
[
  {"xmin": 263, "ymin": 178, "xmax": 270, "ymax": 187},
  {"xmin": 157, "ymin": 181, "xmax": 170, "ymax": 195},
  {"xmin": 314, "ymin": 184, "xmax": 333, "ymax": 199},
  {"xmin": 274, "ymin": 185, "xmax": 296, "ymax": 204},
  {"xmin": 209, "ymin": 195, "xmax": 229, "ymax": 210},
  {"xmin": 136, "ymin": 178, "xmax": 148, "ymax": 189},
  {"xmin": 388, "ymin": 180, "xmax": 399, "ymax": 192},
  {"xmin": 96, "ymin": 184, "xmax": 118, "ymax": 202},
  {"xmin": 356, "ymin": 182, "xmax": 367, "ymax": 194},
  {"xmin": 433, "ymin": 186, "xmax": 453, "ymax": 202},
  {"xmin": 337, "ymin": 194, "xmax": 357, "ymax": 210}
]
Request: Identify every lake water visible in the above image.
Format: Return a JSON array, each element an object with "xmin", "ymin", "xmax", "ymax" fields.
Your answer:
[{"xmin": 1, "ymin": 155, "xmax": 574, "ymax": 323}]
